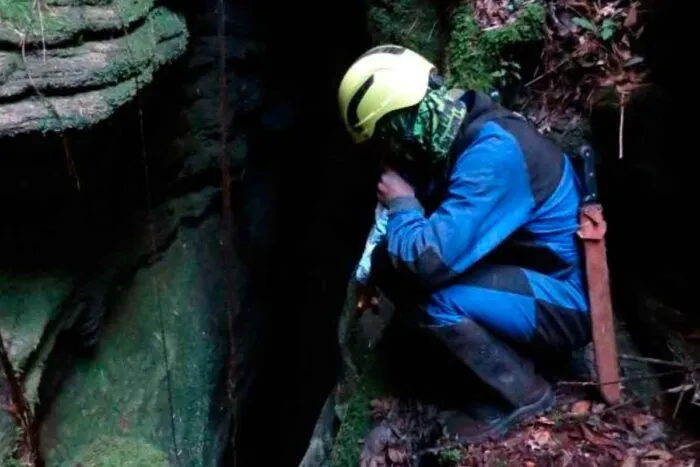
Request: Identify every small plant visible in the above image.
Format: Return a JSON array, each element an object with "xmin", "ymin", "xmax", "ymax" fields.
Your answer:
[
  {"xmin": 438, "ymin": 447, "xmax": 463, "ymax": 466},
  {"xmin": 572, "ymin": 15, "xmax": 618, "ymax": 41}
]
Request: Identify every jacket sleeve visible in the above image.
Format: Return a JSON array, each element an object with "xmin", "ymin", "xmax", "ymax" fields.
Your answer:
[{"xmin": 384, "ymin": 129, "xmax": 535, "ymax": 288}]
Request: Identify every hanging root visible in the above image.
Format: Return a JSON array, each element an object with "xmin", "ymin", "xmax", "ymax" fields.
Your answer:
[
  {"xmin": 32, "ymin": 0, "xmax": 47, "ymax": 64},
  {"xmin": 19, "ymin": 31, "xmax": 80, "ymax": 191},
  {"xmin": 0, "ymin": 328, "xmax": 44, "ymax": 467},
  {"xmin": 216, "ymin": 0, "xmax": 241, "ymax": 460},
  {"xmin": 618, "ymin": 92, "xmax": 626, "ymax": 159}
]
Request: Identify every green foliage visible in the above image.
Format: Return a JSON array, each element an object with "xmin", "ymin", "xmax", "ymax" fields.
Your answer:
[
  {"xmin": 446, "ymin": 2, "xmax": 546, "ymax": 92},
  {"xmin": 573, "ymin": 14, "xmax": 617, "ymax": 41},
  {"xmin": 368, "ymin": 0, "xmax": 442, "ymax": 64},
  {"xmin": 438, "ymin": 447, "xmax": 463, "ymax": 465}
]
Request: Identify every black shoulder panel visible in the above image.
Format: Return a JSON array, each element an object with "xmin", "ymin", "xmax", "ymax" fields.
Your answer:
[
  {"xmin": 492, "ymin": 116, "xmax": 564, "ymax": 207},
  {"xmin": 450, "ymin": 91, "xmax": 565, "ymax": 208}
]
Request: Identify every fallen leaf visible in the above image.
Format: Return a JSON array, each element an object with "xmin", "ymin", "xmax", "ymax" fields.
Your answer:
[
  {"xmin": 640, "ymin": 449, "xmax": 673, "ymax": 467},
  {"xmin": 622, "ymin": 454, "xmax": 638, "ymax": 467},
  {"xmin": 624, "ymin": 3, "xmax": 638, "ymax": 28},
  {"xmin": 571, "ymin": 400, "xmax": 592, "ymax": 416},
  {"xmin": 387, "ymin": 447, "xmax": 407, "ymax": 463},
  {"xmin": 527, "ymin": 428, "xmax": 552, "ymax": 451},
  {"xmin": 599, "ymin": 4, "xmax": 617, "ymax": 17},
  {"xmin": 630, "ymin": 414, "xmax": 654, "ymax": 435},
  {"xmin": 580, "ymin": 425, "xmax": 622, "ymax": 448},
  {"xmin": 535, "ymin": 416, "xmax": 555, "ymax": 426}
]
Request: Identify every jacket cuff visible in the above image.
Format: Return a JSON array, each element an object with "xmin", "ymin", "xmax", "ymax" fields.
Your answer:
[{"xmin": 387, "ymin": 196, "xmax": 424, "ymax": 214}]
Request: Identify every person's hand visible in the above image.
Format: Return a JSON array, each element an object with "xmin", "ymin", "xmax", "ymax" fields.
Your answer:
[
  {"xmin": 377, "ymin": 168, "xmax": 414, "ymax": 206},
  {"xmin": 355, "ymin": 283, "xmax": 379, "ymax": 316}
]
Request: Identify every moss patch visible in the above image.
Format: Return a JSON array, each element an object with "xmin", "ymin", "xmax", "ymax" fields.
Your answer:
[
  {"xmin": 63, "ymin": 435, "xmax": 169, "ymax": 467},
  {"xmin": 0, "ymin": 0, "xmax": 155, "ymax": 46},
  {"xmin": 366, "ymin": 0, "xmax": 546, "ymax": 93},
  {"xmin": 39, "ymin": 210, "xmax": 228, "ymax": 466},
  {"xmin": 368, "ymin": 0, "xmax": 443, "ymax": 64},
  {"xmin": 329, "ymin": 355, "xmax": 385, "ymax": 467},
  {"xmin": 445, "ymin": 2, "xmax": 546, "ymax": 92}
]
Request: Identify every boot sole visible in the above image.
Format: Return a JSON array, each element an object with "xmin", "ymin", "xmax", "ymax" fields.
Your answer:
[{"xmin": 451, "ymin": 385, "xmax": 556, "ymax": 445}]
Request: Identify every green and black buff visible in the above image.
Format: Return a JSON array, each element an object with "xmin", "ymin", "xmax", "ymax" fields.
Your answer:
[{"xmin": 377, "ymin": 84, "xmax": 468, "ymax": 168}]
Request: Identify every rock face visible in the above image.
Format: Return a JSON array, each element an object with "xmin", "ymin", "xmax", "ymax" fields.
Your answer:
[
  {"xmin": 0, "ymin": 0, "xmax": 188, "ymax": 137},
  {"xmin": 1, "ymin": 0, "xmax": 373, "ymax": 465},
  {"xmin": 0, "ymin": 0, "xmax": 233, "ymax": 464}
]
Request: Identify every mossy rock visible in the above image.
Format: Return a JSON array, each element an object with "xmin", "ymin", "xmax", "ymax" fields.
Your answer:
[
  {"xmin": 0, "ymin": 6, "xmax": 188, "ymax": 137},
  {"xmin": 0, "ymin": 6, "xmax": 187, "ymax": 100},
  {"xmin": 62, "ymin": 435, "xmax": 169, "ymax": 467},
  {"xmin": 366, "ymin": 0, "xmax": 546, "ymax": 94},
  {"xmin": 445, "ymin": 1, "xmax": 546, "ymax": 92},
  {"xmin": 39, "ymin": 201, "xmax": 230, "ymax": 466},
  {"xmin": 0, "ymin": 0, "xmax": 155, "ymax": 47}
]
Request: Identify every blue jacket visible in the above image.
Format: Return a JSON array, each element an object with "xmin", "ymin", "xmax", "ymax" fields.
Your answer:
[{"xmin": 356, "ymin": 91, "xmax": 587, "ymax": 311}]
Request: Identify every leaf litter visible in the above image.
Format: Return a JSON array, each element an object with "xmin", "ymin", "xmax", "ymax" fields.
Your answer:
[
  {"xmin": 359, "ymin": 384, "xmax": 700, "ymax": 467},
  {"xmin": 464, "ymin": 0, "xmax": 650, "ymax": 132}
]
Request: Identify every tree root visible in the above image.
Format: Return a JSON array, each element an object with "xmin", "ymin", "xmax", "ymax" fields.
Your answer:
[{"xmin": 0, "ymin": 328, "xmax": 44, "ymax": 467}]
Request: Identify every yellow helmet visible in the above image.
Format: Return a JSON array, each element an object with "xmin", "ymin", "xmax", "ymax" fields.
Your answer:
[{"xmin": 338, "ymin": 45, "xmax": 436, "ymax": 143}]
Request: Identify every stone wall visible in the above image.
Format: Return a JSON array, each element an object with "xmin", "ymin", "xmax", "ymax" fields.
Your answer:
[{"xmin": 1, "ymin": 0, "xmax": 374, "ymax": 465}]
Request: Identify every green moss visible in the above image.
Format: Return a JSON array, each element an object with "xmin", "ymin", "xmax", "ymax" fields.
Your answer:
[
  {"xmin": 102, "ymin": 7, "xmax": 188, "ymax": 86},
  {"xmin": 368, "ymin": 0, "xmax": 443, "ymax": 64},
  {"xmin": 41, "ymin": 213, "xmax": 227, "ymax": 466},
  {"xmin": 63, "ymin": 435, "xmax": 169, "ymax": 467},
  {"xmin": 0, "ymin": 0, "xmax": 63, "ymax": 36},
  {"xmin": 329, "ymin": 355, "xmax": 386, "ymax": 467},
  {"xmin": 446, "ymin": 2, "xmax": 546, "ymax": 92},
  {"xmin": 0, "ymin": 423, "xmax": 22, "ymax": 466},
  {"xmin": 0, "ymin": 0, "xmax": 154, "ymax": 46}
]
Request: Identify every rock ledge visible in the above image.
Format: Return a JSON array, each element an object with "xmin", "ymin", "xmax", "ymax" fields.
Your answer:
[{"xmin": 0, "ymin": 1, "xmax": 188, "ymax": 137}]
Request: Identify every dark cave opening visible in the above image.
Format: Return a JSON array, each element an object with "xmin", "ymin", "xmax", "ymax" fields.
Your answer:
[{"xmin": 204, "ymin": 0, "xmax": 377, "ymax": 465}]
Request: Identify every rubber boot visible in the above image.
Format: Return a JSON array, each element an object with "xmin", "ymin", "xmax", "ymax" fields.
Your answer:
[{"xmin": 431, "ymin": 318, "xmax": 555, "ymax": 443}]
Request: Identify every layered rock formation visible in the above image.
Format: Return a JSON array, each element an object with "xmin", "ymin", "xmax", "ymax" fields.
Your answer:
[{"xmin": 0, "ymin": 0, "xmax": 188, "ymax": 137}]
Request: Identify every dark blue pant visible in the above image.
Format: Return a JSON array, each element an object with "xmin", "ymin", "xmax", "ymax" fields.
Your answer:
[{"xmin": 373, "ymin": 246, "xmax": 591, "ymax": 354}]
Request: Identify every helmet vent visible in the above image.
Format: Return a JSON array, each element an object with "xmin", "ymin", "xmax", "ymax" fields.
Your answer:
[{"xmin": 347, "ymin": 74, "xmax": 374, "ymax": 129}]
